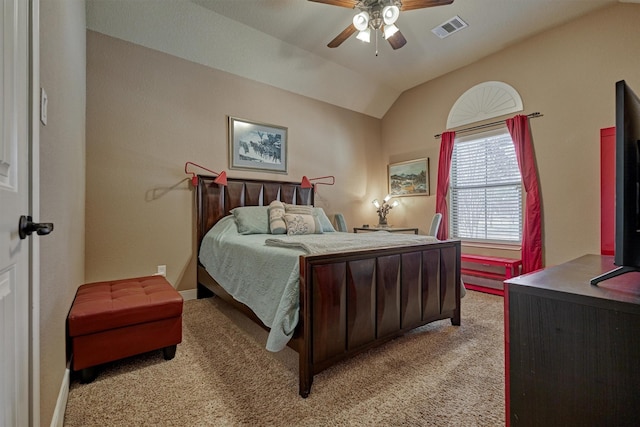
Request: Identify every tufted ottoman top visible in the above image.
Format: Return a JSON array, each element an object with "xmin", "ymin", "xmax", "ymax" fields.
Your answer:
[{"xmin": 68, "ymin": 276, "xmax": 183, "ymax": 337}]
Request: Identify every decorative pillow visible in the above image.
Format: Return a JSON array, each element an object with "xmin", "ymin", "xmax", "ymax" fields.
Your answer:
[
  {"xmin": 314, "ymin": 207, "xmax": 336, "ymax": 232},
  {"xmin": 284, "ymin": 213, "xmax": 323, "ymax": 235},
  {"xmin": 284, "ymin": 203, "xmax": 314, "ymax": 216},
  {"xmin": 268, "ymin": 200, "xmax": 286, "ymax": 234},
  {"xmin": 283, "ymin": 204, "xmax": 335, "ymax": 232},
  {"xmin": 231, "ymin": 206, "xmax": 270, "ymax": 235}
]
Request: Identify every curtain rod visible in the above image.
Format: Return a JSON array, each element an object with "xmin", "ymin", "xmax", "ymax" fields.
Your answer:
[{"xmin": 434, "ymin": 112, "xmax": 543, "ymax": 139}]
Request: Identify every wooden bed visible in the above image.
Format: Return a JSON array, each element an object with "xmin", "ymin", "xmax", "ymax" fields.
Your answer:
[{"xmin": 195, "ymin": 175, "xmax": 461, "ymax": 397}]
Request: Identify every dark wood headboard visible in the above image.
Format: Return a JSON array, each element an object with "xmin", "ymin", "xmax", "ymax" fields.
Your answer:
[{"xmin": 195, "ymin": 175, "xmax": 315, "ymax": 247}]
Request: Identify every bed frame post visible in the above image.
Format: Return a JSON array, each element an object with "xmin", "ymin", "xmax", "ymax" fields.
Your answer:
[
  {"xmin": 298, "ymin": 256, "xmax": 313, "ymax": 398},
  {"xmin": 452, "ymin": 241, "xmax": 462, "ymax": 326}
]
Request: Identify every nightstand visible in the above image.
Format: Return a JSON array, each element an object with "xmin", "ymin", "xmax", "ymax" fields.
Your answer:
[{"xmin": 353, "ymin": 226, "xmax": 418, "ymax": 234}]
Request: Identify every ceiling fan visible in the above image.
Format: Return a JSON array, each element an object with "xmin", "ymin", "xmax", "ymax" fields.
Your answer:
[{"xmin": 309, "ymin": 0, "xmax": 454, "ymax": 50}]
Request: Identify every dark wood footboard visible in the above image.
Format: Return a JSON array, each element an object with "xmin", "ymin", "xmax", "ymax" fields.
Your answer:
[{"xmin": 298, "ymin": 240, "xmax": 461, "ymax": 397}]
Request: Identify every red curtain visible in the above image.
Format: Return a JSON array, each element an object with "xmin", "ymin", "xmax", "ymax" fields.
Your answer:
[
  {"xmin": 435, "ymin": 131, "xmax": 456, "ymax": 240},
  {"xmin": 506, "ymin": 115, "xmax": 542, "ymax": 273}
]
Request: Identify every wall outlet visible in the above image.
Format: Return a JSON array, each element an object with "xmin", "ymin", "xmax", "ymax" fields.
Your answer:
[{"xmin": 156, "ymin": 265, "xmax": 166, "ymax": 277}]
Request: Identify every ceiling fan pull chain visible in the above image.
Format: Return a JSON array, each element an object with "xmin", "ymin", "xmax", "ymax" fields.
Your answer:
[{"xmin": 375, "ymin": 29, "xmax": 379, "ymax": 56}]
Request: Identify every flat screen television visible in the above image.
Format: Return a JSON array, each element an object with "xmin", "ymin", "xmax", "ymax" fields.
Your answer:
[{"xmin": 591, "ymin": 80, "xmax": 640, "ymax": 285}]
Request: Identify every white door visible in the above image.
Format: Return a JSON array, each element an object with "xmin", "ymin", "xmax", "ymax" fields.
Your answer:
[{"xmin": 1, "ymin": 0, "xmax": 32, "ymax": 425}]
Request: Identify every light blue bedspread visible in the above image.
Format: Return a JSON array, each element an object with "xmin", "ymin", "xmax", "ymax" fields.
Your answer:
[
  {"xmin": 200, "ymin": 217, "xmax": 465, "ymax": 352},
  {"xmin": 199, "ymin": 216, "xmax": 305, "ymax": 352}
]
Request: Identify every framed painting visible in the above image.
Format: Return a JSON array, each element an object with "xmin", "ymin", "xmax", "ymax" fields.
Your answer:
[
  {"xmin": 388, "ymin": 158, "xmax": 430, "ymax": 196},
  {"xmin": 228, "ymin": 117, "xmax": 288, "ymax": 173}
]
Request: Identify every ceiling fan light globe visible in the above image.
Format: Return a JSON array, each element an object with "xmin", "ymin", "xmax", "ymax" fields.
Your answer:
[
  {"xmin": 353, "ymin": 11, "xmax": 370, "ymax": 31},
  {"xmin": 382, "ymin": 5, "xmax": 399, "ymax": 25},
  {"xmin": 383, "ymin": 24, "xmax": 399, "ymax": 39},
  {"xmin": 356, "ymin": 28, "xmax": 371, "ymax": 43}
]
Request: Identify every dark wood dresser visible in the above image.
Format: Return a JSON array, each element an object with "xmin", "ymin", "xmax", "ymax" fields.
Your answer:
[{"xmin": 504, "ymin": 254, "xmax": 640, "ymax": 426}]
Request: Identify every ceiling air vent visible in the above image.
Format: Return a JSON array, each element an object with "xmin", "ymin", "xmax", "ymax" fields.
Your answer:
[{"xmin": 431, "ymin": 15, "xmax": 468, "ymax": 39}]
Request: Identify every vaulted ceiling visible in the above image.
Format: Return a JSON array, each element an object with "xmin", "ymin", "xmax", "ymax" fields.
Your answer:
[{"xmin": 87, "ymin": 0, "xmax": 631, "ymax": 118}]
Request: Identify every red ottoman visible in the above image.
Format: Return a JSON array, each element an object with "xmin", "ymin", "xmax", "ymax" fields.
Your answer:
[{"xmin": 68, "ymin": 275, "xmax": 183, "ymax": 382}]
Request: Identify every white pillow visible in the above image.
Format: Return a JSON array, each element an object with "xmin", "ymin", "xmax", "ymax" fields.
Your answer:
[
  {"xmin": 269, "ymin": 200, "xmax": 286, "ymax": 234},
  {"xmin": 284, "ymin": 203, "xmax": 314, "ymax": 215},
  {"xmin": 284, "ymin": 204, "xmax": 335, "ymax": 232},
  {"xmin": 284, "ymin": 213, "xmax": 323, "ymax": 235}
]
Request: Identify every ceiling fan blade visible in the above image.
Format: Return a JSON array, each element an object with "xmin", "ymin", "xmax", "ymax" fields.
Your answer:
[
  {"xmin": 328, "ymin": 23, "xmax": 357, "ymax": 48},
  {"xmin": 400, "ymin": 0, "xmax": 454, "ymax": 11},
  {"xmin": 386, "ymin": 29, "xmax": 407, "ymax": 50},
  {"xmin": 307, "ymin": 0, "xmax": 359, "ymax": 9}
]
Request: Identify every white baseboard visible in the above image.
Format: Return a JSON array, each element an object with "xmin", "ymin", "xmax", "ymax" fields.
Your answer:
[
  {"xmin": 179, "ymin": 289, "xmax": 197, "ymax": 301},
  {"xmin": 50, "ymin": 366, "xmax": 70, "ymax": 427}
]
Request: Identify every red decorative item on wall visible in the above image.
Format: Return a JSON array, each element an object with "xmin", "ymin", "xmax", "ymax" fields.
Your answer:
[
  {"xmin": 184, "ymin": 162, "xmax": 227, "ymax": 186},
  {"xmin": 300, "ymin": 175, "xmax": 335, "ymax": 192}
]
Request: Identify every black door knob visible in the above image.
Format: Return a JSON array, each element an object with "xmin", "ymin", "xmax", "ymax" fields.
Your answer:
[{"xmin": 18, "ymin": 215, "xmax": 54, "ymax": 240}]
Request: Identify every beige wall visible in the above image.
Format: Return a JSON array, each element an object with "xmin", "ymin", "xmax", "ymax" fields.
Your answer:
[
  {"xmin": 382, "ymin": 3, "xmax": 640, "ymax": 266},
  {"xmin": 32, "ymin": 3, "xmax": 637, "ymax": 424},
  {"xmin": 86, "ymin": 4, "xmax": 640, "ymax": 284},
  {"xmin": 85, "ymin": 31, "xmax": 382, "ymax": 290},
  {"xmin": 39, "ymin": 0, "xmax": 86, "ymax": 425}
]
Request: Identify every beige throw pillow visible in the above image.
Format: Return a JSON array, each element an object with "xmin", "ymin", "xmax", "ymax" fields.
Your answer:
[
  {"xmin": 269, "ymin": 200, "xmax": 286, "ymax": 234},
  {"xmin": 284, "ymin": 213, "xmax": 323, "ymax": 235},
  {"xmin": 284, "ymin": 203, "xmax": 314, "ymax": 216}
]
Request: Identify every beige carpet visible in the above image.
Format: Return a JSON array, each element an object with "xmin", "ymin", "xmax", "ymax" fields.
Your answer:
[{"xmin": 64, "ymin": 290, "xmax": 505, "ymax": 426}]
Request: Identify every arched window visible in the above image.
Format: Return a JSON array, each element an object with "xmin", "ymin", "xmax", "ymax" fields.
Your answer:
[{"xmin": 448, "ymin": 82, "xmax": 524, "ymax": 244}]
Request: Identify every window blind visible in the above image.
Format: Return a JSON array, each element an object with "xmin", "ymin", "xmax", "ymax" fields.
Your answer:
[{"xmin": 450, "ymin": 131, "xmax": 522, "ymax": 243}]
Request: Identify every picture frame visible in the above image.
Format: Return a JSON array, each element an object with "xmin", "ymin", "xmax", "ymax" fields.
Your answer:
[
  {"xmin": 388, "ymin": 158, "xmax": 430, "ymax": 196},
  {"xmin": 228, "ymin": 116, "xmax": 288, "ymax": 173}
]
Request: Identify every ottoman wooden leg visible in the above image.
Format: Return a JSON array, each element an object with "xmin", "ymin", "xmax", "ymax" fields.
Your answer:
[
  {"xmin": 163, "ymin": 345, "xmax": 177, "ymax": 360},
  {"xmin": 80, "ymin": 366, "xmax": 98, "ymax": 383}
]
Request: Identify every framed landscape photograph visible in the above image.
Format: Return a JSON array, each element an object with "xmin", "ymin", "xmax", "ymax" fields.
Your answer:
[
  {"xmin": 229, "ymin": 116, "xmax": 287, "ymax": 173},
  {"xmin": 388, "ymin": 158, "xmax": 430, "ymax": 196}
]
